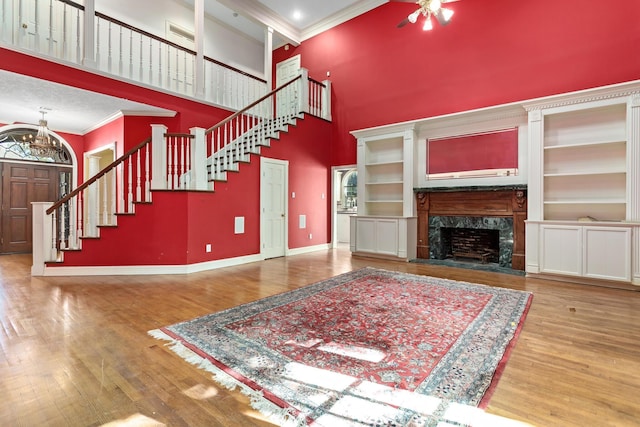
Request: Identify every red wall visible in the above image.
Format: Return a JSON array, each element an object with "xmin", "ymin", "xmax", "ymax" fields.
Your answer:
[
  {"xmin": 60, "ymin": 115, "xmax": 332, "ymax": 266},
  {"xmin": 274, "ymin": 0, "xmax": 640, "ymax": 166},
  {"xmin": 84, "ymin": 116, "xmax": 124, "ymax": 154}
]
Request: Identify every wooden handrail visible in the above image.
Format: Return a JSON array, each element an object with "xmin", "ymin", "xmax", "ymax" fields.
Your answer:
[
  {"xmin": 206, "ymin": 75, "xmax": 302, "ymax": 135},
  {"xmin": 165, "ymin": 133, "xmax": 194, "ymax": 139},
  {"xmin": 204, "ymin": 56, "xmax": 267, "ymax": 84},
  {"xmin": 308, "ymin": 77, "xmax": 326, "ymax": 88},
  {"xmin": 46, "ymin": 137, "xmax": 151, "ymax": 215},
  {"xmin": 57, "ymin": 0, "xmax": 84, "ymax": 10}
]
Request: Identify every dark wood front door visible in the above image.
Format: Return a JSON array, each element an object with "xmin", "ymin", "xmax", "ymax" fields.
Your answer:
[{"xmin": 1, "ymin": 162, "xmax": 60, "ymax": 253}]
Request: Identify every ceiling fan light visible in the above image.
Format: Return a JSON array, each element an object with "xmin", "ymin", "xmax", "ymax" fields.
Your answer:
[
  {"xmin": 408, "ymin": 10, "xmax": 420, "ymax": 24},
  {"xmin": 430, "ymin": 0, "xmax": 442, "ymax": 12},
  {"xmin": 441, "ymin": 8, "xmax": 454, "ymax": 22},
  {"xmin": 423, "ymin": 17, "xmax": 434, "ymax": 31}
]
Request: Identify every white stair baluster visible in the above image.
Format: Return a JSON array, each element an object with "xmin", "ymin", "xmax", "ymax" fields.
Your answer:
[
  {"xmin": 127, "ymin": 157, "xmax": 133, "ymax": 212},
  {"xmin": 102, "ymin": 175, "xmax": 108, "ymax": 225},
  {"xmin": 136, "ymin": 148, "xmax": 142, "ymax": 201},
  {"xmin": 145, "ymin": 143, "xmax": 151, "ymax": 202},
  {"xmin": 118, "ymin": 161, "xmax": 125, "ymax": 213}
]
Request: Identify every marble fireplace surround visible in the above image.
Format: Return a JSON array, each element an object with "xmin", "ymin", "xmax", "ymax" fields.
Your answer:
[{"xmin": 415, "ymin": 186, "xmax": 527, "ymax": 271}]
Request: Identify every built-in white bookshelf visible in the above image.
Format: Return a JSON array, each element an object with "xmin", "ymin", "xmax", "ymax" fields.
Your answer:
[
  {"xmin": 350, "ymin": 127, "xmax": 417, "ymax": 260},
  {"xmin": 542, "ymin": 104, "xmax": 627, "ymax": 221},
  {"xmin": 526, "ymin": 84, "xmax": 640, "ymax": 285},
  {"xmin": 361, "ymin": 136, "xmax": 405, "ymax": 216}
]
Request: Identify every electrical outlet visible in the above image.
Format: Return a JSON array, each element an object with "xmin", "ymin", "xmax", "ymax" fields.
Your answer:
[
  {"xmin": 309, "ymin": 233, "xmax": 312, "ymax": 240},
  {"xmin": 206, "ymin": 244, "xmax": 212, "ymax": 252}
]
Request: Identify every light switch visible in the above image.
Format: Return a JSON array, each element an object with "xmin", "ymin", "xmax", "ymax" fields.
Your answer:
[{"xmin": 235, "ymin": 216, "xmax": 245, "ymax": 234}]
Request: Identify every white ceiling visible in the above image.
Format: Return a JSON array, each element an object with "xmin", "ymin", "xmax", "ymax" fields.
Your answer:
[
  {"xmin": 0, "ymin": 70, "xmax": 175, "ymax": 135},
  {"xmin": 0, "ymin": 0, "xmax": 386, "ymax": 135}
]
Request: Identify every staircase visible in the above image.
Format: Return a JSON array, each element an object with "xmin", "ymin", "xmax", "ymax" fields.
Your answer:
[{"xmin": 31, "ymin": 69, "xmax": 332, "ymax": 275}]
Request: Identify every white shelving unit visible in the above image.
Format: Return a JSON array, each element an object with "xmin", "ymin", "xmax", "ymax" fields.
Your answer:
[
  {"xmin": 361, "ymin": 136, "xmax": 405, "ymax": 216},
  {"xmin": 525, "ymin": 84, "xmax": 640, "ymax": 285},
  {"xmin": 349, "ymin": 127, "xmax": 417, "ymax": 260},
  {"xmin": 542, "ymin": 104, "xmax": 627, "ymax": 222}
]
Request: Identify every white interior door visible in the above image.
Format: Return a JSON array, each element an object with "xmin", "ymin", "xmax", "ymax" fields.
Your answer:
[
  {"xmin": 275, "ymin": 54, "xmax": 300, "ymax": 116},
  {"xmin": 20, "ymin": 0, "xmax": 61, "ymax": 55},
  {"xmin": 261, "ymin": 157, "xmax": 288, "ymax": 259}
]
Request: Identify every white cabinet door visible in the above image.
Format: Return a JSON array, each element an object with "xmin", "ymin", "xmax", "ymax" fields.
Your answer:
[
  {"xmin": 583, "ymin": 226, "xmax": 631, "ymax": 282},
  {"xmin": 540, "ymin": 225, "xmax": 582, "ymax": 276},
  {"xmin": 375, "ymin": 219, "xmax": 399, "ymax": 256},
  {"xmin": 539, "ymin": 223, "xmax": 633, "ymax": 282},
  {"xmin": 352, "ymin": 216, "xmax": 399, "ymax": 257},
  {"xmin": 354, "ymin": 217, "xmax": 377, "ymax": 253}
]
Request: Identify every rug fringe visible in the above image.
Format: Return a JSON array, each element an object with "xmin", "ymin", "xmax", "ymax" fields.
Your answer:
[{"xmin": 148, "ymin": 329, "xmax": 307, "ymax": 426}]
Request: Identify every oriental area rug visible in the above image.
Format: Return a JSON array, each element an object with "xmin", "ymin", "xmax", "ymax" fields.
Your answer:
[{"xmin": 149, "ymin": 267, "xmax": 532, "ymax": 426}]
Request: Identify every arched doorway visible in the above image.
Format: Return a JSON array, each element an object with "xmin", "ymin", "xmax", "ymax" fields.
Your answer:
[{"xmin": 0, "ymin": 124, "xmax": 75, "ymax": 253}]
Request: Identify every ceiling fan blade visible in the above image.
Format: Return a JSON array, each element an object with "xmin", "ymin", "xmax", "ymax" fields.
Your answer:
[
  {"xmin": 434, "ymin": 9, "xmax": 450, "ymax": 26},
  {"xmin": 397, "ymin": 17, "xmax": 410, "ymax": 28}
]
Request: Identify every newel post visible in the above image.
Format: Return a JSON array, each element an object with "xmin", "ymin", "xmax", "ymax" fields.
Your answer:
[
  {"xmin": 299, "ymin": 68, "xmax": 310, "ymax": 115},
  {"xmin": 322, "ymin": 79, "xmax": 332, "ymax": 121},
  {"xmin": 151, "ymin": 124, "xmax": 168, "ymax": 190},
  {"xmin": 82, "ymin": 0, "xmax": 97, "ymax": 68},
  {"xmin": 31, "ymin": 202, "xmax": 55, "ymax": 276},
  {"xmin": 190, "ymin": 127, "xmax": 208, "ymax": 190}
]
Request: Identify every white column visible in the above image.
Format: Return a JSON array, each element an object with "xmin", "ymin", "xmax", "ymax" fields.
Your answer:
[
  {"xmin": 264, "ymin": 26, "xmax": 273, "ymax": 89},
  {"xmin": 527, "ymin": 109, "xmax": 544, "ymax": 221},
  {"xmin": 151, "ymin": 124, "xmax": 168, "ymax": 190},
  {"xmin": 321, "ymin": 79, "xmax": 332, "ymax": 121},
  {"xmin": 194, "ymin": 0, "xmax": 205, "ymax": 98},
  {"xmin": 628, "ymin": 95, "xmax": 640, "ymax": 284},
  {"xmin": 628, "ymin": 95, "xmax": 640, "ymax": 221},
  {"xmin": 86, "ymin": 155, "xmax": 100, "ymax": 237},
  {"xmin": 298, "ymin": 68, "xmax": 309, "ymax": 115},
  {"xmin": 525, "ymin": 108, "xmax": 544, "ymax": 274},
  {"xmin": 189, "ymin": 127, "xmax": 208, "ymax": 190},
  {"xmin": 31, "ymin": 202, "xmax": 54, "ymax": 276},
  {"xmin": 83, "ymin": 0, "xmax": 96, "ymax": 67}
]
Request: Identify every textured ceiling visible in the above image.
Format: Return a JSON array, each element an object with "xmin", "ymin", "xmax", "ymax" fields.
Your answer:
[{"xmin": 0, "ymin": 70, "xmax": 175, "ymax": 135}]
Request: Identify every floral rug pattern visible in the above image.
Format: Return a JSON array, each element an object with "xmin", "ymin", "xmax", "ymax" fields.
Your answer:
[{"xmin": 150, "ymin": 268, "xmax": 532, "ymax": 426}]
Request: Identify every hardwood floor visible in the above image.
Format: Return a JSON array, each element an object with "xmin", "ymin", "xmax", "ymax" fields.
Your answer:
[{"xmin": 1, "ymin": 247, "xmax": 639, "ymax": 426}]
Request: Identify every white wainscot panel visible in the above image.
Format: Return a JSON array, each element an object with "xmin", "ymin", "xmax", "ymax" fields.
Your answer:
[
  {"xmin": 540, "ymin": 225, "xmax": 582, "ymax": 276},
  {"xmin": 583, "ymin": 226, "xmax": 631, "ymax": 282}
]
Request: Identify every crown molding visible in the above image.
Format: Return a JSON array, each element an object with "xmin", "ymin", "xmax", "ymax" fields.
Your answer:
[
  {"xmin": 216, "ymin": 0, "xmax": 302, "ymax": 45},
  {"xmin": 82, "ymin": 109, "xmax": 176, "ymax": 135},
  {"xmin": 522, "ymin": 79, "xmax": 640, "ymax": 111},
  {"xmin": 301, "ymin": 0, "xmax": 387, "ymax": 41}
]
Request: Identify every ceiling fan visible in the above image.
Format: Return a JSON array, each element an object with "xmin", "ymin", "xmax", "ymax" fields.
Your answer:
[{"xmin": 393, "ymin": 0, "xmax": 460, "ymax": 31}]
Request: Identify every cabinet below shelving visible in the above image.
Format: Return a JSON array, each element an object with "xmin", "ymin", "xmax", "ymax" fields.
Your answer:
[{"xmin": 536, "ymin": 222, "xmax": 632, "ymax": 282}]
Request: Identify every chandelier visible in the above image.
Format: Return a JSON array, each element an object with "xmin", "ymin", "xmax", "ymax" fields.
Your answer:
[
  {"xmin": 397, "ymin": 0, "xmax": 455, "ymax": 31},
  {"xmin": 24, "ymin": 110, "xmax": 63, "ymax": 159}
]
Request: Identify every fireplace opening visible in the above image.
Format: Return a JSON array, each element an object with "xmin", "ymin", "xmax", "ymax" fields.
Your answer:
[{"xmin": 441, "ymin": 227, "xmax": 500, "ymax": 264}]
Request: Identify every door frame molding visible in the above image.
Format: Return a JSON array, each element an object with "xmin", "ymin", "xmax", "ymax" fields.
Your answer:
[
  {"xmin": 331, "ymin": 164, "xmax": 357, "ymax": 248},
  {"xmin": 0, "ymin": 123, "xmax": 78, "ymax": 189},
  {"xmin": 260, "ymin": 156, "xmax": 289, "ymax": 259}
]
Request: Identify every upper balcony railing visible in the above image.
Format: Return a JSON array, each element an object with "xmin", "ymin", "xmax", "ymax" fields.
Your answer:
[{"xmin": 0, "ymin": 0, "xmax": 275, "ymax": 112}]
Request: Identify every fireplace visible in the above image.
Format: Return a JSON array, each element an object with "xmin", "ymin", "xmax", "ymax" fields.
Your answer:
[
  {"xmin": 430, "ymin": 217, "xmax": 513, "ymax": 267},
  {"xmin": 415, "ymin": 187, "xmax": 527, "ymax": 270}
]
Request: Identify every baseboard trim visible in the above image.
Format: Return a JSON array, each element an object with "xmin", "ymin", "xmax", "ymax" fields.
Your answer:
[
  {"xmin": 39, "ymin": 244, "xmax": 333, "ymax": 276},
  {"xmin": 287, "ymin": 243, "xmax": 331, "ymax": 256},
  {"xmin": 41, "ymin": 253, "xmax": 264, "ymax": 277}
]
